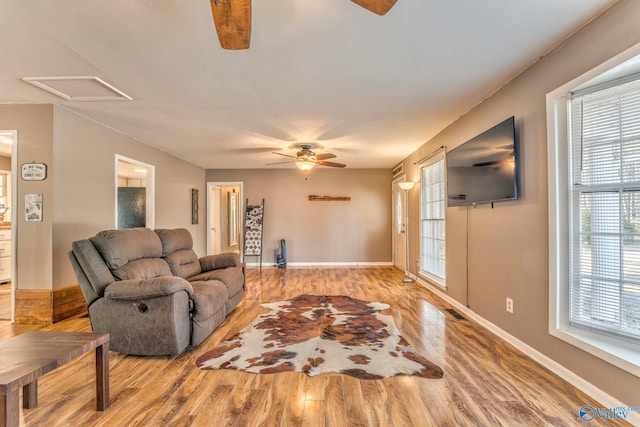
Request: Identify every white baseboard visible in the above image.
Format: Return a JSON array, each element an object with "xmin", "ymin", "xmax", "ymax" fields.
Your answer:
[
  {"xmin": 416, "ymin": 277, "xmax": 640, "ymax": 426},
  {"xmin": 244, "ymin": 261, "xmax": 394, "ymax": 268}
]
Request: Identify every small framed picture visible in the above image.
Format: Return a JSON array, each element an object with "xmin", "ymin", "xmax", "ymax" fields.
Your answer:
[
  {"xmin": 22, "ymin": 163, "xmax": 47, "ymax": 181},
  {"xmin": 25, "ymin": 193, "xmax": 43, "ymax": 222}
]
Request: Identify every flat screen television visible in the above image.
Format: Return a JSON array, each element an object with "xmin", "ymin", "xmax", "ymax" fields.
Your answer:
[{"xmin": 446, "ymin": 116, "xmax": 518, "ymax": 207}]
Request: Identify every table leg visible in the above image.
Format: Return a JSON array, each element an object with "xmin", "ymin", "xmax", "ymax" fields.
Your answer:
[
  {"xmin": 95, "ymin": 341, "xmax": 110, "ymax": 411},
  {"xmin": 2, "ymin": 389, "xmax": 19, "ymax": 427},
  {"xmin": 22, "ymin": 380, "xmax": 38, "ymax": 409}
]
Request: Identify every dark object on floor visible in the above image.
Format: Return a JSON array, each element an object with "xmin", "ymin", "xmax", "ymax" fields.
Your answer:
[
  {"xmin": 445, "ymin": 308, "xmax": 467, "ymax": 321},
  {"xmin": 276, "ymin": 239, "xmax": 287, "ymax": 268}
]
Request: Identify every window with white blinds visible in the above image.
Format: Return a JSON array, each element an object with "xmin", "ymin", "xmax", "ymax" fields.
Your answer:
[
  {"xmin": 570, "ymin": 78, "xmax": 640, "ymax": 341},
  {"xmin": 420, "ymin": 156, "xmax": 446, "ymax": 282}
]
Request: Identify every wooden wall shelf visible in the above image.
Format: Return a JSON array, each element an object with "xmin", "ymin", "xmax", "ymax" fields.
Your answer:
[{"xmin": 308, "ymin": 195, "xmax": 351, "ymax": 202}]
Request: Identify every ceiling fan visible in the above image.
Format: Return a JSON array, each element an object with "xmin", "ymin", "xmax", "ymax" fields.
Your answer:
[
  {"xmin": 269, "ymin": 144, "xmax": 346, "ymax": 170},
  {"xmin": 209, "ymin": 0, "xmax": 398, "ymax": 50}
]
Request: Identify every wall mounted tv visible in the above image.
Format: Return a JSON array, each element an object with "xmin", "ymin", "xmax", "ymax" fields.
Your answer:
[{"xmin": 446, "ymin": 116, "xmax": 518, "ymax": 207}]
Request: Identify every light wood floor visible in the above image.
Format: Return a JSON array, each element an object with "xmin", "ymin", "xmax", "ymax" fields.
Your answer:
[
  {"xmin": 0, "ymin": 268, "xmax": 624, "ymax": 426},
  {"xmin": 0, "ymin": 282, "xmax": 10, "ymax": 320}
]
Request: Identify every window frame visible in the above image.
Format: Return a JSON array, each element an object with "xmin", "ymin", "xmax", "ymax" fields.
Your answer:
[
  {"xmin": 419, "ymin": 152, "xmax": 446, "ymax": 287},
  {"xmin": 547, "ymin": 43, "xmax": 640, "ymax": 377},
  {"xmin": 568, "ymin": 84, "xmax": 640, "ymax": 342}
]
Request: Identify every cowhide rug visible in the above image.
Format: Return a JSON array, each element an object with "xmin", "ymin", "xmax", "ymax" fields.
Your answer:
[{"xmin": 196, "ymin": 294, "xmax": 444, "ymax": 380}]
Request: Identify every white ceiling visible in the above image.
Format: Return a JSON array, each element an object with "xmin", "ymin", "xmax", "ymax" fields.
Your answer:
[{"xmin": 0, "ymin": 0, "xmax": 615, "ymax": 169}]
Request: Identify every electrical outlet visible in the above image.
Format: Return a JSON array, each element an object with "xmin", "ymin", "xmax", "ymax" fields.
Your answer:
[{"xmin": 506, "ymin": 298, "xmax": 514, "ymax": 314}]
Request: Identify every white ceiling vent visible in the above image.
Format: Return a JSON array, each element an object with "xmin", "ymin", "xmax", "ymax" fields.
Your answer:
[{"xmin": 21, "ymin": 76, "xmax": 132, "ymax": 101}]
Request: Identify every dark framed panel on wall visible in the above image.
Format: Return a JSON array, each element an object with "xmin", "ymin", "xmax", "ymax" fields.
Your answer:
[{"xmin": 191, "ymin": 189, "xmax": 199, "ymax": 224}]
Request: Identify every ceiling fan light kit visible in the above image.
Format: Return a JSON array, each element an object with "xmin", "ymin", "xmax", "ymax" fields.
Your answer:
[
  {"xmin": 270, "ymin": 144, "xmax": 346, "ymax": 171},
  {"xmin": 210, "ymin": 0, "xmax": 397, "ymax": 50},
  {"xmin": 295, "ymin": 159, "xmax": 316, "ymax": 171}
]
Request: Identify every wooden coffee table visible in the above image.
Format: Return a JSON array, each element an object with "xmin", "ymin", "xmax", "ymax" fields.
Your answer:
[{"xmin": 0, "ymin": 331, "xmax": 109, "ymax": 427}]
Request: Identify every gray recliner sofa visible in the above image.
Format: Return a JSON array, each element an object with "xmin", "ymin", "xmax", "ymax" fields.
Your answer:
[{"xmin": 68, "ymin": 227, "xmax": 244, "ymax": 356}]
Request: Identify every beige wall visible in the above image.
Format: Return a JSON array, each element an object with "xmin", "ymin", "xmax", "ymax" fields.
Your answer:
[
  {"xmin": 206, "ymin": 169, "xmax": 391, "ymax": 265},
  {"xmin": 0, "ymin": 104, "xmax": 54, "ymax": 291},
  {"xmin": 400, "ymin": 1, "xmax": 640, "ymax": 405},
  {"xmin": 1, "ymin": 105, "xmax": 206, "ymax": 291},
  {"xmin": 52, "ymin": 106, "xmax": 206, "ymax": 288}
]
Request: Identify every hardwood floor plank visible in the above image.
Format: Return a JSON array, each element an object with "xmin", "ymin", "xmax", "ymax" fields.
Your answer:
[
  {"xmin": 281, "ymin": 373, "xmax": 306, "ymax": 426},
  {"xmin": 0, "ymin": 267, "xmax": 629, "ymax": 426},
  {"xmin": 323, "ymin": 375, "xmax": 346, "ymax": 427},
  {"xmin": 302, "ymin": 399, "xmax": 325, "ymax": 427},
  {"xmin": 341, "ymin": 376, "xmax": 372, "ymax": 426}
]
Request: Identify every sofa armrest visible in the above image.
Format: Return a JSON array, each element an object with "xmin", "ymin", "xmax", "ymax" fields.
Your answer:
[
  {"xmin": 104, "ymin": 276, "xmax": 193, "ymax": 301},
  {"xmin": 199, "ymin": 252, "xmax": 242, "ymax": 271}
]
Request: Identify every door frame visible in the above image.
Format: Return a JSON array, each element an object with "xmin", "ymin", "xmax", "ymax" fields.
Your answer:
[
  {"xmin": 207, "ymin": 181, "xmax": 243, "ymax": 256},
  {"xmin": 114, "ymin": 155, "xmax": 155, "ymax": 229},
  {"xmin": 10, "ymin": 131, "xmax": 16, "ymax": 323},
  {"xmin": 0, "ymin": 129, "xmax": 18, "ymax": 323},
  {"xmin": 392, "ymin": 175, "xmax": 408, "ymax": 271},
  {"xmin": 208, "ymin": 185, "xmax": 221, "ymax": 255}
]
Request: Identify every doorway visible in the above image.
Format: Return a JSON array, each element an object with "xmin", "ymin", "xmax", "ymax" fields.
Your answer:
[
  {"xmin": 115, "ymin": 155, "xmax": 155, "ymax": 229},
  {"xmin": 392, "ymin": 177, "xmax": 407, "ymax": 272},
  {"xmin": 0, "ymin": 130, "xmax": 16, "ymax": 322},
  {"xmin": 207, "ymin": 182, "xmax": 243, "ymax": 256}
]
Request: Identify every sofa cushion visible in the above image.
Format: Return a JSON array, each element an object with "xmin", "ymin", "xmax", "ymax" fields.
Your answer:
[
  {"xmin": 164, "ymin": 249, "xmax": 202, "ymax": 279},
  {"xmin": 105, "ymin": 276, "xmax": 193, "ymax": 300},
  {"xmin": 155, "ymin": 228, "xmax": 193, "ymax": 256},
  {"xmin": 112, "ymin": 258, "xmax": 172, "ymax": 281},
  {"xmin": 91, "ymin": 228, "xmax": 163, "ymax": 270},
  {"xmin": 199, "ymin": 252, "xmax": 241, "ymax": 271},
  {"xmin": 190, "ymin": 280, "xmax": 229, "ymax": 347},
  {"xmin": 188, "ymin": 267, "xmax": 244, "ymax": 298},
  {"xmin": 190, "ymin": 281, "xmax": 228, "ymax": 323}
]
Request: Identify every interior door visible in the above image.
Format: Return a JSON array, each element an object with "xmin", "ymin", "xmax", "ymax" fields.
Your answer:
[
  {"xmin": 208, "ymin": 186, "xmax": 221, "ymax": 255},
  {"xmin": 393, "ymin": 181, "xmax": 406, "ymax": 271}
]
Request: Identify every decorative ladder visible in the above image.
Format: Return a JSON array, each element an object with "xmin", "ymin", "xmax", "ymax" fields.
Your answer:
[{"xmin": 243, "ymin": 199, "xmax": 264, "ymax": 268}]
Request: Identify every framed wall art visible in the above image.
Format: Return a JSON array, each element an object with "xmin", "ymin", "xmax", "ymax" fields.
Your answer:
[
  {"xmin": 25, "ymin": 193, "xmax": 43, "ymax": 222},
  {"xmin": 22, "ymin": 163, "xmax": 47, "ymax": 181}
]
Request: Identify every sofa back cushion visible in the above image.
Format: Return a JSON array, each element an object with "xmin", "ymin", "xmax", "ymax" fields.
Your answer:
[
  {"xmin": 112, "ymin": 258, "xmax": 173, "ymax": 280},
  {"xmin": 155, "ymin": 228, "xmax": 192, "ymax": 255},
  {"xmin": 91, "ymin": 228, "xmax": 172, "ymax": 280},
  {"xmin": 164, "ymin": 250, "xmax": 201, "ymax": 279},
  {"xmin": 70, "ymin": 239, "xmax": 117, "ymax": 301},
  {"xmin": 92, "ymin": 228, "xmax": 163, "ymax": 269},
  {"xmin": 156, "ymin": 228, "xmax": 202, "ymax": 279}
]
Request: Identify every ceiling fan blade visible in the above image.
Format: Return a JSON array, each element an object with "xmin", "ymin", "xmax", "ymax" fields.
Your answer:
[
  {"xmin": 266, "ymin": 160, "xmax": 294, "ymax": 165},
  {"xmin": 227, "ymin": 146, "xmax": 282, "ymax": 154},
  {"xmin": 317, "ymin": 160, "xmax": 346, "ymax": 168},
  {"xmin": 315, "ymin": 153, "xmax": 337, "ymax": 161},
  {"xmin": 350, "ymin": 0, "xmax": 397, "ymax": 16},
  {"xmin": 272, "ymin": 152, "xmax": 297, "ymax": 159},
  {"xmin": 210, "ymin": 0, "xmax": 251, "ymax": 50}
]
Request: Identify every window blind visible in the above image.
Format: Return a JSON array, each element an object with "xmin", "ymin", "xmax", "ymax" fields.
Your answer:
[
  {"xmin": 420, "ymin": 156, "xmax": 446, "ymax": 280},
  {"xmin": 570, "ymin": 78, "xmax": 640, "ymax": 340}
]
